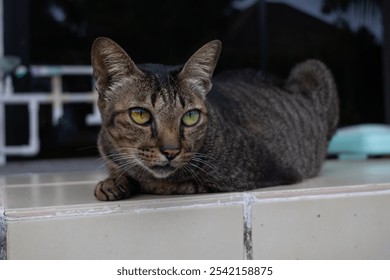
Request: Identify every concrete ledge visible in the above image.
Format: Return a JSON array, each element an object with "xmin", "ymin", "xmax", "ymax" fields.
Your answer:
[{"xmin": 1, "ymin": 160, "xmax": 390, "ymax": 259}]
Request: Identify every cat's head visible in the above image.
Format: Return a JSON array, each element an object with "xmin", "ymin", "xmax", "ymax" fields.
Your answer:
[{"xmin": 91, "ymin": 37, "xmax": 221, "ymax": 179}]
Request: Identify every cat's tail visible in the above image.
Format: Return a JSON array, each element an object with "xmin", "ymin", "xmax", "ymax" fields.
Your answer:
[{"xmin": 286, "ymin": 59, "xmax": 339, "ymax": 140}]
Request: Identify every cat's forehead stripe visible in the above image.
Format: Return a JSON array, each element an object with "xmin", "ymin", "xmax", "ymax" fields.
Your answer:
[
  {"xmin": 149, "ymin": 76, "xmax": 187, "ymax": 110},
  {"xmin": 178, "ymin": 94, "xmax": 186, "ymax": 108}
]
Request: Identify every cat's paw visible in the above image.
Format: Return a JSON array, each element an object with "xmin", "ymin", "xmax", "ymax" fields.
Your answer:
[{"xmin": 94, "ymin": 177, "xmax": 134, "ymax": 201}]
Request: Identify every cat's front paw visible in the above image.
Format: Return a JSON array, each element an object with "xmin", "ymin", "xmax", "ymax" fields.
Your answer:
[{"xmin": 94, "ymin": 176, "xmax": 135, "ymax": 201}]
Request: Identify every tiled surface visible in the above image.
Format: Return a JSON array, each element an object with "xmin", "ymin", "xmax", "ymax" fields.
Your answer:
[{"xmin": 1, "ymin": 159, "xmax": 390, "ymax": 259}]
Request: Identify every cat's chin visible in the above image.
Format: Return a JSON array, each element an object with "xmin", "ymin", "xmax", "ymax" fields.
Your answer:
[{"xmin": 147, "ymin": 165, "xmax": 178, "ymax": 179}]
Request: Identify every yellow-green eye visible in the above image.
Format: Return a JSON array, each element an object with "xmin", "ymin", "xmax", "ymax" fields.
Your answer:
[
  {"xmin": 129, "ymin": 108, "xmax": 151, "ymax": 125},
  {"xmin": 182, "ymin": 110, "xmax": 200, "ymax": 126}
]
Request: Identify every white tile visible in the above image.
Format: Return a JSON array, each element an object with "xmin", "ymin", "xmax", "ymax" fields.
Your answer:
[
  {"xmin": 251, "ymin": 189, "xmax": 390, "ymax": 259},
  {"xmin": 7, "ymin": 203, "xmax": 244, "ymax": 259}
]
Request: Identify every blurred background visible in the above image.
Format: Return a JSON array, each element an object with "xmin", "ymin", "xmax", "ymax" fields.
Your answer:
[{"xmin": 0, "ymin": 0, "xmax": 389, "ymax": 168}]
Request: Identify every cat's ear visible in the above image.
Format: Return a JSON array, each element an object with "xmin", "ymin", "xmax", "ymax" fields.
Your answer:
[
  {"xmin": 91, "ymin": 37, "xmax": 144, "ymax": 93},
  {"xmin": 179, "ymin": 40, "xmax": 222, "ymax": 96}
]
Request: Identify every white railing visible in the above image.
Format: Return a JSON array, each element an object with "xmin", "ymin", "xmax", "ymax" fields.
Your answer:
[{"xmin": 0, "ymin": 65, "xmax": 100, "ymax": 165}]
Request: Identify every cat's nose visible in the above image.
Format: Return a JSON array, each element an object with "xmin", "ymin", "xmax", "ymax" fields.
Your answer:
[{"xmin": 160, "ymin": 146, "xmax": 180, "ymax": 161}]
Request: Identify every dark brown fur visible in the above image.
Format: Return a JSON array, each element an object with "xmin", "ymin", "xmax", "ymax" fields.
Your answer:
[{"xmin": 91, "ymin": 37, "xmax": 338, "ymax": 201}]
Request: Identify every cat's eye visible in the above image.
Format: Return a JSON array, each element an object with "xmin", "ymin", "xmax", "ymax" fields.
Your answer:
[
  {"xmin": 129, "ymin": 107, "xmax": 152, "ymax": 125},
  {"xmin": 182, "ymin": 110, "xmax": 200, "ymax": 127}
]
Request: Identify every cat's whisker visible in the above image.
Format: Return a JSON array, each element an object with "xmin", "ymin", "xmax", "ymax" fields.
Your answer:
[
  {"xmin": 95, "ymin": 157, "xmax": 108, "ymax": 163},
  {"xmin": 191, "ymin": 157, "xmax": 219, "ymax": 173},
  {"xmin": 187, "ymin": 162, "xmax": 222, "ymax": 183},
  {"xmin": 181, "ymin": 164, "xmax": 202, "ymax": 186},
  {"xmin": 96, "ymin": 162, "xmax": 109, "ymax": 172},
  {"xmin": 105, "ymin": 151, "xmax": 136, "ymax": 158},
  {"xmin": 191, "ymin": 152, "xmax": 218, "ymax": 163},
  {"xmin": 104, "ymin": 149, "xmax": 157, "ymax": 181},
  {"xmin": 111, "ymin": 155, "xmax": 138, "ymax": 168},
  {"xmin": 190, "ymin": 154, "xmax": 220, "ymax": 177},
  {"xmin": 112, "ymin": 147, "xmax": 140, "ymax": 152},
  {"xmin": 112, "ymin": 159, "xmax": 140, "ymax": 183},
  {"xmin": 104, "ymin": 151, "xmax": 136, "ymax": 164}
]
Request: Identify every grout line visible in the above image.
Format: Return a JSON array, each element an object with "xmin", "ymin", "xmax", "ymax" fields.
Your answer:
[
  {"xmin": 243, "ymin": 194, "xmax": 254, "ymax": 260},
  {"xmin": 0, "ymin": 212, "xmax": 6, "ymax": 260}
]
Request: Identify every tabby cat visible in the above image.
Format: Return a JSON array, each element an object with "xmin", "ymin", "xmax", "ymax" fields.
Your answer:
[{"xmin": 91, "ymin": 37, "xmax": 338, "ymax": 201}]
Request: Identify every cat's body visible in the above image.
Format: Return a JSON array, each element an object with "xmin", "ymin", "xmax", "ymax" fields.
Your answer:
[{"xmin": 91, "ymin": 38, "xmax": 338, "ymax": 201}]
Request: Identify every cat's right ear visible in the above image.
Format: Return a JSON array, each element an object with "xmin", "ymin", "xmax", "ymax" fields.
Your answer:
[
  {"xmin": 179, "ymin": 40, "xmax": 222, "ymax": 97},
  {"xmin": 91, "ymin": 37, "xmax": 144, "ymax": 94}
]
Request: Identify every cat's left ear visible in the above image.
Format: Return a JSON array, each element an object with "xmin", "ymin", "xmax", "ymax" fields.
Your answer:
[{"xmin": 179, "ymin": 40, "xmax": 222, "ymax": 97}]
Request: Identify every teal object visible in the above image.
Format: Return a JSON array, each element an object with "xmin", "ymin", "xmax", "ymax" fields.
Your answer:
[{"xmin": 328, "ymin": 124, "xmax": 390, "ymax": 160}]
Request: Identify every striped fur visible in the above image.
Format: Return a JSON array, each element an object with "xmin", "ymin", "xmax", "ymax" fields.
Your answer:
[{"xmin": 91, "ymin": 37, "xmax": 338, "ymax": 201}]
